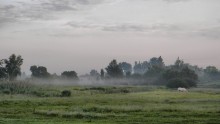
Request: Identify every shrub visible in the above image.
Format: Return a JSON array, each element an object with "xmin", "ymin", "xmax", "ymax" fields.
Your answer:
[
  {"xmin": 184, "ymin": 78, "xmax": 197, "ymax": 87},
  {"xmin": 163, "ymin": 66, "xmax": 198, "ymax": 88},
  {"xmin": 166, "ymin": 77, "xmax": 198, "ymax": 88},
  {"xmin": 2, "ymin": 89, "xmax": 11, "ymax": 94},
  {"xmin": 0, "ymin": 81, "xmax": 33, "ymax": 94},
  {"xmin": 120, "ymin": 89, "xmax": 130, "ymax": 93},
  {"xmin": 61, "ymin": 90, "xmax": 71, "ymax": 97},
  {"xmin": 166, "ymin": 78, "xmax": 189, "ymax": 88}
]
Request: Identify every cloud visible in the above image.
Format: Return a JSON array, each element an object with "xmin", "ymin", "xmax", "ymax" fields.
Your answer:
[
  {"xmin": 192, "ymin": 25, "xmax": 220, "ymax": 39},
  {"xmin": 0, "ymin": 0, "xmax": 106, "ymax": 26},
  {"xmin": 0, "ymin": 4, "xmax": 17, "ymax": 26},
  {"xmin": 102, "ymin": 24, "xmax": 147, "ymax": 32},
  {"xmin": 163, "ymin": 0, "xmax": 191, "ymax": 3},
  {"xmin": 66, "ymin": 22, "xmax": 99, "ymax": 29},
  {"xmin": 40, "ymin": 2, "xmax": 76, "ymax": 11},
  {"xmin": 103, "ymin": 23, "xmax": 181, "ymax": 32},
  {"xmin": 1, "ymin": 0, "xmax": 219, "ymax": 40},
  {"xmin": 66, "ymin": 21, "xmax": 220, "ymax": 39},
  {"xmin": 66, "ymin": 21, "xmax": 181, "ymax": 33}
]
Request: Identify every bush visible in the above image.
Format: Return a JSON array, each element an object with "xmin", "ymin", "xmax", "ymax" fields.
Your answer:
[
  {"xmin": 166, "ymin": 77, "xmax": 198, "ymax": 88},
  {"xmin": 184, "ymin": 78, "xmax": 197, "ymax": 87},
  {"xmin": 120, "ymin": 89, "xmax": 130, "ymax": 93},
  {"xmin": 0, "ymin": 81, "xmax": 33, "ymax": 94},
  {"xmin": 166, "ymin": 78, "xmax": 189, "ymax": 88},
  {"xmin": 61, "ymin": 90, "xmax": 71, "ymax": 97},
  {"xmin": 2, "ymin": 89, "xmax": 11, "ymax": 94}
]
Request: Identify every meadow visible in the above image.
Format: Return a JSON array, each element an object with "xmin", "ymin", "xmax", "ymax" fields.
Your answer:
[{"xmin": 0, "ymin": 82, "xmax": 220, "ymax": 124}]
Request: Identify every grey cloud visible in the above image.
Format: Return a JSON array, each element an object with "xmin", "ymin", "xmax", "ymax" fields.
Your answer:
[
  {"xmin": 38, "ymin": 0, "xmax": 105, "ymax": 11},
  {"xmin": 163, "ymin": 0, "xmax": 191, "ymax": 3},
  {"xmin": 193, "ymin": 25, "xmax": 220, "ymax": 39},
  {"xmin": 40, "ymin": 2, "xmax": 76, "ymax": 11},
  {"xmin": 102, "ymin": 24, "xmax": 147, "ymax": 32},
  {"xmin": 66, "ymin": 22, "xmax": 147, "ymax": 31},
  {"xmin": 0, "ymin": 5, "xmax": 15, "ymax": 10},
  {"xmin": 0, "ymin": 2, "xmax": 48, "ymax": 25},
  {"xmin": 67, "ymin": 21, "xmax": 103, "ymax": 29},
  {"xmin": 0, "ymin": 5, "xmax": 17, "ymax": 26},
  {"xmin": 103, "ymin": 23, "xmax": 181, "ymax": 32},
  {"xmin": 0, "ymin": 18, "xmax": 16, "ymax": 28},
  {"xmin": 66, "ymin": 21, "xmax": 181, "ymax": 33},
  {"xmin": 0, "ymin": 0, "xmax": 105, "ymax": 26},
  {"xmin": 66, "ymin": 21, "xmax": 220, "ymax": 39},
  {"xmin": 73, "ymin": 0, "xmax": 104, "ymax": 5}
]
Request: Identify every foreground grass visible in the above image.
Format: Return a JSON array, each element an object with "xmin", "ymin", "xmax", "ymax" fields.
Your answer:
[{"xmin": 0, "ymin": 86, "xmax": 220, "ymax": 124}]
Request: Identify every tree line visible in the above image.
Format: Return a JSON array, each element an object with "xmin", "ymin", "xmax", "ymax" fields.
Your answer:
[{"xmin": 1, "ymin": 54, "xmax": 220, "ymax": 88}]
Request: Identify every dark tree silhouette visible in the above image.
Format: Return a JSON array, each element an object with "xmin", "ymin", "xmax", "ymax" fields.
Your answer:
[
  {"xmin": 163, "ymin": 58, "xmax": 198, "ymax": 88},
  {"xmin": 105, "ymin": 59, "xmax": 123, "ymax": 78},
  {"xmin": 90, "ymin": 69, "xmax": 99, "ymax": 77},
  {"xmin": 61, "ymin": 71, "xmax": 78, "ymax": 80},
  {"xmin": 164, "ymin": 67, "xmax": 198, "ymax": 88},
  {"xmin": 30, "ymin": 66, "xmax": 38, "ymax": 77},
  {"xmin": 4, "ymin": 54, "xmax": 23, "ymax": 80},
  {"xmin": 119, "ymin": 62, "xmax": 132, "ymax": 74},
  {"xmin": 30, "ymin": 65, "xmax": 50, "ymax": 78},
  {"xmin": 133, "ymin": 61, "xmax": 149, "ymax": 74},
  {"xmin": 149, "ymin": 56, "xmax": 165, "ymax": 69},
  {"xmin": 203, "ymin": 66, "xmax": 220, "ymax": 81},
  {"xmin": 100, "ymin": 69, "xmax": 104, "ymax": 79},
  {"xmin": 204, "ymin": 66, "xmax": 218, "ymax": 75},
  {"xmin": 0, "ymin": 59, "xmax": 7, "ymax": 79},
  {"xmin": 145, "ymin": 56, "xmax": 165, "ymax": 77}
]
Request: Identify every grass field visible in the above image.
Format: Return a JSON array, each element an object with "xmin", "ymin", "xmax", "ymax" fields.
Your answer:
[{"xmin": 0, "ymin": 84, "xmax": 220, "ymax": 124}]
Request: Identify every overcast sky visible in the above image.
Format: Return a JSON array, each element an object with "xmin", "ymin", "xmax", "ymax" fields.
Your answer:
[{"xmin": 0, "ymin": 0, "xmax": 220, "ymax": 75}]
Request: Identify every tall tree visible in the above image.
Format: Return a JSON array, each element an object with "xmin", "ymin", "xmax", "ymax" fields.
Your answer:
[
  {"xmin": 204, "ymin": 66, "xmax": 220, "ymax": 80},
  {"xmin": 61, "ymin": 71, "xmax": 78, "ymax": 80},
  {"xmin": 30, "ymin": 65, "xmax": 50, "ymax": 78},
  {"xmin": 0, "ymin": 59, "xmax": 7, "ymax": 79},
  {"xmin": 145, "ymin": 56, "xmax": 165, "ymax": 76},
  {"xmin": 163, "ymin": 58, "xmax": 198, "ymax": 88},
  {"xmin": 119, "ymin": 62, "xmax": 132, "ymax": 74},
  {"xmin": 100, "ymin": 69, "xmax": 104, "ymax": 79},
  {"xmin": 30, "ymin": 65, "xmax": 38, "ymax": 77},
  {"xmin": 204, "ymin": 66, "xmax": 219, "ymax": 75},
  {"xmin": 4, "ymin": 54, "xmax": 23, "ymax": 80},
  {"xmin": 149, "ymin": 56, "xmax": 165, "ymax": 69},
  {"xmin": 90, "ymin": 69, "xmax": 99, "ymax": 77},
  {"xmin": 133, "ymin": 61, "xmax": 149, "ymax": 74},
  {"xmin": 106, "ymin": 59, "xmax": 123, "ymax": 78},
  {"xmin": 173, "ymin": 57, "xmax": 185, "ymax": 70}
]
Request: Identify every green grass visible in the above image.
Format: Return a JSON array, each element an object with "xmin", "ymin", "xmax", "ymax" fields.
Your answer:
[{"xmin": 0, "ymin": 84, "xmax": 220, "ymax": 124}]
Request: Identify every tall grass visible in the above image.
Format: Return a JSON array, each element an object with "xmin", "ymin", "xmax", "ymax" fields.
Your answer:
[
  {"xmin": 0, "ymin": 81, "xmax": 34, "ymax": 94},
  {"xmin": 0, "ymin": 81, "xmax": 61, "ymax": 97}
]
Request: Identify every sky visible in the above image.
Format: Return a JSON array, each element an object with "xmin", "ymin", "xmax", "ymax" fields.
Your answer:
[{"xmin": 0, "ymin": 0, "xmax": 220, "ymax": 75}]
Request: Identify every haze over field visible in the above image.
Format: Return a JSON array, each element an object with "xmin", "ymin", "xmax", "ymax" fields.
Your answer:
[{"xmin": 0, "ymin": 0, "xmax": 220, "ymax": 74}]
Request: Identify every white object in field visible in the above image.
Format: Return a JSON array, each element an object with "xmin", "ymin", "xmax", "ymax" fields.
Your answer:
[{"xmin": 177, "ymin": 87, "xmax": 188, "ymax": 92}]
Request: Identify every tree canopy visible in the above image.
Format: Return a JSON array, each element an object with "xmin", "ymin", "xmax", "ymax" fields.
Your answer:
[
  {"xmin": 90, "ymin": 69, "xmax": 99, "ymax": 77},
  {"xmin": 100, "ymin": 69, "xmax": 105, "ymax": 79},
  {"xmin": 0, "ymin": 59, "xmax": 7, "ymax": 79},
  {"xmin": 145, "ymin": 56, "xmax": 165, "ymax": 77},
  {"xmin": 4, "ymin": 54, "xmax": 23, "ymax": 80},
  {"xmin": 119, "ymin": 62, "xmax": 132, "ymax": 74},
  {"xmin": 163, "ymin": 58, "xmax": 198, "ymax": 88},
  {"xmin": 133, "ymin": 61, "xmax": 149, "ymax": 74},
  {"xmin": 61, "ymin": 71, "xmax": 78, "ymax": 80},
  {"xmin": 106, "ymin": 59, "xmax": 123, "ymax": 78},
  {"xmin": 30, "ymin": 65, "xmax": 50, "ymax": 78}
]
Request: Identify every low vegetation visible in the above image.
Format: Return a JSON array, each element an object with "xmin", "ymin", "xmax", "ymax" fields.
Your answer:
[{"xmin": 0, "ymin": 82, "xmax": 220, "ymax": 124}]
